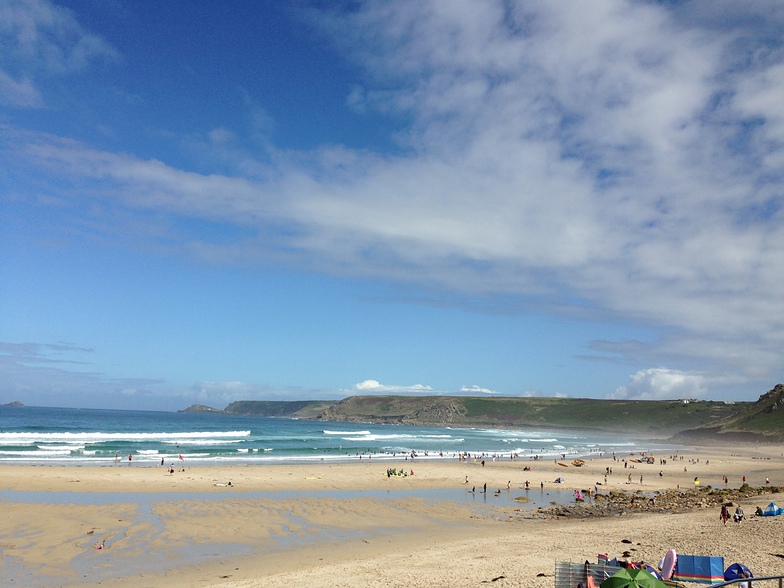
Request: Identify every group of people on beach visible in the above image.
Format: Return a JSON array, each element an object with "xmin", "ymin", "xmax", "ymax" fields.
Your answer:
[
  {"xmin": 386, "ymin": 467, "xmax": 414, "ymax": 477},
  {"xmin": 720, "ymin": 504, "xmax": 745, "ymax": 525}
]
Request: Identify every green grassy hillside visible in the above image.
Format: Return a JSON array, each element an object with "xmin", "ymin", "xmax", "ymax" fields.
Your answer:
[
  {"xmin": 178, "ymin": 386, "xmax": 784, "ymax": 441},
  {"xmin": 674, "ymin": 384, "xmax": 784, "ymax": 442},
  {"xmin": 317, "ymin": 395, "xmax": 743, "ymax": 436},
  {"xmin": 179, "ymin": 400, "xmax": 335, "ymax": 418},
  {"xmin": 223, "ymin": 400, "xmax": 335, "ymax": 418}
]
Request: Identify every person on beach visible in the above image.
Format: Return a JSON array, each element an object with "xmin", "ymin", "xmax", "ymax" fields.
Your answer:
[
  {"xmin": 734, "ymin": 504, "xmax": 745, "ymax": 524},
  {"xmin": 738, "ymin": 571, "xmax": 751, "ymax": 588},
  {"xmin": 128, "ymin": 454, "xmax": 132, "ymax": 465},
  {"xmin": 720, "ymin": 504, "xmax": 730, "ymax": 525}
]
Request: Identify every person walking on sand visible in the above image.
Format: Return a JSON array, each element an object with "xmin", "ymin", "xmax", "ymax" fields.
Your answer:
[{"xmin": 720, "ymin": 504, "xmax": 730, "ymax": 525}]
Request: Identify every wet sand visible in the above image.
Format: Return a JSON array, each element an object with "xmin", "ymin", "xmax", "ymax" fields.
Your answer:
[{"xmin": 1, "ymin": 444, "xmax": 783, "ymax": 587}]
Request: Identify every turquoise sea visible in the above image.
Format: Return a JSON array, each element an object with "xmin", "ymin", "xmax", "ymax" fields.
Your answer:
[{"xmin": 0, "ymin": 405, "xmax": 664, "ymax": 465}]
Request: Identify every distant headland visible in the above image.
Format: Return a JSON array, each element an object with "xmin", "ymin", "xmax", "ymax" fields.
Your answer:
[{"xmin": 179, "ymin": 384, "xmax": 784, "ymax": 444}]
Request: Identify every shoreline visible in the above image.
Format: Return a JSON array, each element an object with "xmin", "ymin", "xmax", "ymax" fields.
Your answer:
[{"xmin": 1, "ymin": 444, "xmax": 783, "ymax": 587}]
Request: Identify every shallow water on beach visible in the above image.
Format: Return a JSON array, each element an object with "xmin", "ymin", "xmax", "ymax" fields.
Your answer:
[
  {"xmin": 0, "ymin": 486, "xmax": 587, "ymax": 587},
  {"xmin": 0, "ymin": 485, "xmax": 586, "ymax": 509}
]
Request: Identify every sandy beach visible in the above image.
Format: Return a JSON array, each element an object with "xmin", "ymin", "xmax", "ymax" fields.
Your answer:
[{"xmin": 1, "ymin": 444, "xmax": 783, "ymax": 587}]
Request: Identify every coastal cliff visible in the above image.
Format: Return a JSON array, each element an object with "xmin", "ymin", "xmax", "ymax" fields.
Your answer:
[
  {"xmin": 177, "ymin": 384, "xmax": 784, "ymax": 441},
  {"xmin": 673, "ymin": 384, "xmax": 784, "ymax": 443}
]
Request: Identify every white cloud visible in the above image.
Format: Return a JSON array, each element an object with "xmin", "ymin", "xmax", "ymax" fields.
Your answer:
[
  {"xmin": 459, "ymin": 385, "xmax": 496, "ymax": 395},
  {"xmin": 609, "ymin": 368, "xmax": 709, "ymax": 400},
  {"xmin": 353, "ymin": 379, "xmax": 434, "ymax": 394},
  {"xmin": 4, "ymin": 1, "xmax": 784, "ymax": 391},
  {"xmin": 0, "ymin": 0, "xmax": 117, "ymax": 108},
  {"xmin": 0, "ymin": 70, "xmax": 42, "ymax": 107}
]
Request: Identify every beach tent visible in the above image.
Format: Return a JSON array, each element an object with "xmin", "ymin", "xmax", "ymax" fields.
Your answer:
[
  {"xmin": 762, "ymin": 502, "xmax": 783, "ymax": 516},
  {"xmin": 672, "ymin": 555, "xmax": 724, "ymax": 584},
  {"xmin": 600, "ymin": 568, "xmax": 666, "ymax": 588},
  {"xmin": 724, "ymin": 563, "xmax": 752, "ymax": 581},
  {"xmin": 724, "ymin": 563, "xmax": 753, "ymax": 588}
]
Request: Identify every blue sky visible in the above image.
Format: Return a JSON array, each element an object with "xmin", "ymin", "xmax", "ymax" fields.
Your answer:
[{"xmin": 1, "ymin": 1, "xmax": 783, "ymax": 410}]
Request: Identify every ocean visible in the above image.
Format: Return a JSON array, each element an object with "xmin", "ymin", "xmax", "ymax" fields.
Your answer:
[{"xmin": 0, "ymin": 405, "xmax": 657, "ymax": 466}]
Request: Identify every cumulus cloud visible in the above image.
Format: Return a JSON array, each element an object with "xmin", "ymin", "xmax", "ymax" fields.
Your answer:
[
  {"xmin": 609, "ymin": 368, "xmax": 709, "ymax": 400},
  {"xmin": 459, "ymin": 385, "xmax": 496, "ymax": 395},
  {"xmin": 3, "ymin": 1, "xmax": 784, "ymax": 392},
  {"xmin": 353, "ymin": 379, "xmax": 434, "ymax": 394}
]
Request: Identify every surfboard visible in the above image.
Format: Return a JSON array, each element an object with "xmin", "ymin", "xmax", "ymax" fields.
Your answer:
[{"xmin": 557, "ymin": 462, "xmax": 568, "ymax": 467}]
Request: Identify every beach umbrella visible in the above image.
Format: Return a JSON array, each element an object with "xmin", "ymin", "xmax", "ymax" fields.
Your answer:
[{"xmin": 601, "ymin": 568, "xmax": 667, "ymax": 588}]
